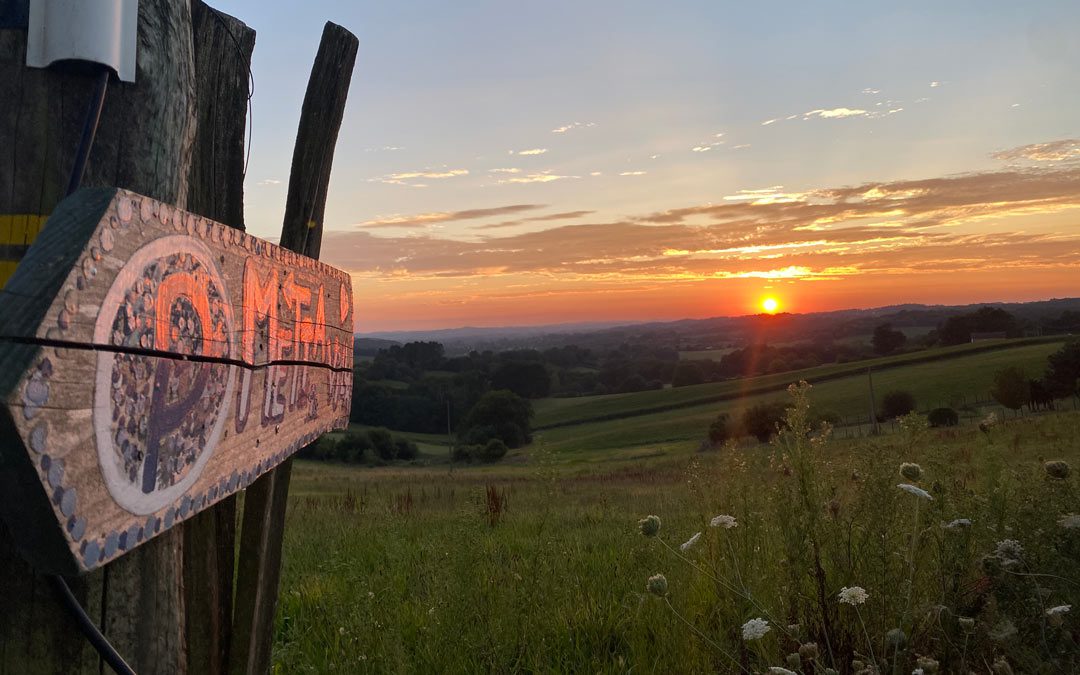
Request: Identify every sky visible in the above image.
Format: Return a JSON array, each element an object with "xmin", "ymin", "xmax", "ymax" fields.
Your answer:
[{"xmin": 214, "ymin": 0, "xmax": 1080, "ymax": 332}]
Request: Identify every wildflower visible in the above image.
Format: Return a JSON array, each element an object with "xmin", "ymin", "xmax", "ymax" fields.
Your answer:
[
  {"xmin": 679, "ymin": 532, "xmax": 702, "ymax": 551},
  {"xmin": 768, "ymin": 669, "xmax": 796, "ymax": 675},
  {"xmin": 1046, "ymin": 604, "xmax": 1070, "ymax": 627},
  {"xmin": 994, "ymin": 539, "xmax": 1023, "ymax": 561},
  {"xmin": 899, "ymin": 462, "xmax": 923, "ymax": 481},
  {"xmin": 838, "ymin": 586, "xmax": 869, "ymax": 605},
  {"xmin": 979, "ymin": 412, "xmax": 997, "ymax": 433},
  {"xmin": 785, "ymin": 652, "xmax": 802, "ymax": 669},
  {"xmin": 958, "ymin": 616, "xmax": 975, "ymax": 632},
  {"xmin": 980, "ymin": 554, "xmax": 1003, "ymax": 576},
  {"xmin": 646, "ymin": 573, "xmax": 668, "ymax": 597},
  {"xmin": 1044, "ymin": 460, "xmax": 1071, "ymax": 480},
  {"xmin": 338, "ymin": 626, "xmax": 345, "ymax": 635},
  {"xmin": 709, "ymin": 514, "xmax": 738, "ymax": 529},
  {"xmin": 741, "ymin": 617, "xmax": 771, "ymax": 641},
  {"xmin": 1059, "ymin": 513, "xmax": 1080, "ymax": 529},
  {"xmin": 915, "ymin": 656, "xmax": 940, "ymax": 674},
  {"xmin": 638, "ymin": 515, "xmax": 661, "ymax": 537},
  {"xmin": 944, "ymin": 518, "xmax": 971, "ymax": 530},
  {"xmin": 897, "ymin": 483, "xmax": 932, "ymax": 500},
  {"xmin": 798, "ymin": 642, "xmax": 819, "ymax": 661}
]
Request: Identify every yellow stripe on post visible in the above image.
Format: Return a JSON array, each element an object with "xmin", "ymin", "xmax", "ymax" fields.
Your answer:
[{"xmin": 0, "ymin": 214, "xmax": 49, "ymax": 289}]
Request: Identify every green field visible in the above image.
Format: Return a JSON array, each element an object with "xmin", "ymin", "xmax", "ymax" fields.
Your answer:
[{"xmin": 276, "ymin": 404, "xmax": 1080, "ymax": 673}]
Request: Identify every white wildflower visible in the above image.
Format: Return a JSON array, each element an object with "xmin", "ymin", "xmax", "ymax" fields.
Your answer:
[
  {"xmin": 838, "ymin": 586, "xmax": 868, "ymax": 605},
  {"xmin": 945, "ymin": 518, "xmax": 972, "ymax": 529},
  {"xmin": 742, "ymin": 617, "xmax": 771, "ymax": 641},
  {"xmin": 680, "ymin": 532, "xmax": 702, "ymax": 551},
  {"xmin": 994, "ymin": 539, "xmax": 1023, "ymax": 561},
  {"xmin": 898, "ymin": 483, "xmax": 933, "ymax": 500},
  {"xmin": 1046, "ymin": 605, "xmax": 1070, "ymax": 616},
  {"xmin": 1058, "ymin": 513, "xmax": 1080, "ymax": 530},
  {"xmin": 710, "ymin": 514, "xmax": 738, "ymax": 529},
  {"xmin": 768, "ymin": 669, "xmax": 796, "ymax": 675},
  {"xmin": 646, "ymin": 573, "xmax": 668, "ymax": 597},
  {"xmin": 912, "ymin": 669, "xmax": 924, "ymax": 675}
]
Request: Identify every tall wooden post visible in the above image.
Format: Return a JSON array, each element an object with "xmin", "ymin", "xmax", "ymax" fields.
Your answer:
[
  {"xmin": 228, "ymin": 22, "xmax": 358, "ymax": 675},
  {"xmin": 866, "ymin": 366, "xmax": 879, "ymax": 435},
  {"xmin": 0, "ymin": 2, "xmax": 196, "ymax": 673},
  {"xmin": 184, "ymin": 4, "xmax": 255, "ymax": 674}
]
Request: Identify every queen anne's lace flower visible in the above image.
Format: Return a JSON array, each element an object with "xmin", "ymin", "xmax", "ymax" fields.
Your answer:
[
  {"xmin": 898, "ymin": 483, "xmax": 933, "ymax": 500},
  {"xmin": 638, "ymin": 515, "xmax": 661, "ymax": 537},
  {"xmin": 1046, "ymin": 605, "xmax": 1070, "ymax": 616},
  {"xmin": 945, "ymin": 518, "xmax": 972, "ymax": 529},
  {"xmin": 899, "ymin": 463, "xmax": 922, "ymax": 481},
  {"xmin": 646, "ymin": 573, "xmax": 668, "ymax": 597},
  {"xmin": 1059, "ymin": 513, "xmax": 1080, "ymax": 530},
  {"xmin": 838, "ymin": 586, "xmax": 868, "ymax": 605},
  {"xmin": 768, "ymin": 668, "xmax": 796, "ymax": 675},
  {"xmin": 994, "ymin": 539, "xmax": 1023, "ymax": 561},
  {"xmin": 679, "ymin": 532, "xmax": 702, "ymax": 551},
  {"xmin": 742, "ymin": 617, "xmax": 771, "ymax": 641},
  {"xmin": 709, "ymin": 514, "xmax": 738, "ymax": 529}
]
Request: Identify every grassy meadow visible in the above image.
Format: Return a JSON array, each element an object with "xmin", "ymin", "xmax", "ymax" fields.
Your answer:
[{"xmin": 273, "ymin": 341, "xmax": 1079, "ymax": 673}]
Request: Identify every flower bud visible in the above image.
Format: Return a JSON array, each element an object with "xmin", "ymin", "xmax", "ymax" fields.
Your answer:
[
  {"xmin": 798, "ymin": 642, "xmax": 819, "ymax": 661},
  {"xmin": 638, "ymin": 515, "xmax": 661, "ymax": 537},
  {"xmin": 885, "ymin": 628, "xmax": 907, "ymax": 652},
  {"xmin": 646, "ymin": 573, "xmax": 667, "ymax": 597},
  {"xmin": 958, "ymin": 616, "xmax": 975, "ymax": 632},
  {"xmin": 900, "ymin": 462, "xmax": 923, "ymax": 481},
  {"xmin": 1045, "ymin": 460, "xmax": 1071, "ymax": 480},
  {"xmin": 785, "ymin": 653, "xmax": 801, "ymax": 670}
]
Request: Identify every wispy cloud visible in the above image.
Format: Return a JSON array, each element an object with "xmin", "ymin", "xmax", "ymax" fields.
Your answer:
[
  {"xmin": 370, "ymin": 168, "xmax": 469, "ymax": 187},
  {"xmin": 692, "ymin": 133, "xmax": 725, "ymax": 153},
  {"xmin": 514, "ymin": 148, "xmax": 548, "ymax": 156},
  {"xmin": 488, "ymin": 168, "xmax": 522, "ymax": 174},
  {"xmin": 360, "ymin": 204, "xmax": 545, "ymax": 228},
  {"xmin": 497, "ymin": 171, "xmax": 576, "ymax": 184},
  {"xmin": 992, "ymin": 139, "xmax": 1080, "ymax": 163},
  {"xmin": 619, "ymin": 171, "xmax": 647, "ymax": 176},
  {"xmin": 763, "ymin": 106, "xmax": 903, "ymax": 125},
  {"xmin": 257, "ymin": 178, "xmax": 282, "ymax": 186},
  {"xmin": 930, "ymin": 81, "xmax": 942, "ymax": 87},
  {"xmin": 364, "ymin": 146, "xmax": 403, "ymax": 152},
  {"xmin": 473, "ymin": 210, "xmax": 596, "ymax": 230},
  {"xmin": 861, "ymin": 88, "xmax": 881, "ymax": 94},
  {"xmin": 551, "ymin": 121, "xmax": 596, "ymax": 134}
]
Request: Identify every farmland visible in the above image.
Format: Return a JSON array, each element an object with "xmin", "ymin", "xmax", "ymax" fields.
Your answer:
[{"xmin": 275, "ymin": 339, "xmax": 1080, "ymax": 673}]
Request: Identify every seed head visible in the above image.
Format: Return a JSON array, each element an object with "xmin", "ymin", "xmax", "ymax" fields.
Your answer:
[
  {"xmin": 958, "ymin": 616, "xmax": 975, "ymax": 632},
  {"xmin": 994, "ymin": 539, "xmax": 1023, "ymax": 561},
  {"xmin": 1045, "ymin": 460, "xmax": 1071, "ymax": 480},
  {"xmin": 991, "ymin": 657, "xmax": 1014, "ymax": 675},
  {"xmin": 646, "ymin": 573, "xmax": 668, "ymax": 597},
  {"xmin": 915, "ymin": 656, "xmax": 940, "ymax": 674},
  {"xmin": 785, "ymin": 652, "xmax": 802, "ymax": 669},
  {"xmin": 944, "ymin": 518, "xmax": 971, "ymax": 530},
  {"xmin": 885, "ymin": 628, "xmax": 907, "ymax": 651},
  {"xmin": 1046, "ymin": 604, "xmax": 1070, "ymax": 627},
  {"xmin": 798, "ymin": 642, "xmax": 819, "ymax": 661},
  {"xmin": 899, "ymin": 462, "xmax": 923, "ymax": 481},
  {"xmin": 638, "ymin": 515, "xmax": 661, "ymax": 537},
  {"xmin": 768, "ymin": 668, "xmax": 796, "ymax": 675}
]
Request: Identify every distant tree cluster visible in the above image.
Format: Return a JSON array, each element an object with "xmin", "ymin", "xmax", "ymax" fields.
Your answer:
[
  {"xmin": 299, "ymin": 427, "xmax": 419, "ymax": 464},
  {"xmin": 989, "ymin": 340, "xmax": 1080, "ymax": 412}
]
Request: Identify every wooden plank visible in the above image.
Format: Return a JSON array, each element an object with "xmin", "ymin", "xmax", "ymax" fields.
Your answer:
[
  {"xmin": 0, "ymin": 188, "xmax": 354, "ymax": 576},
  {"xmin": 1, "ymin": 2, "xmax": 198, "ymax": 672},
  {"xmin": 184, "ymin": 4, "xmax": 256, "ymax": 673},
  {"xmin": 230, "ymin": 22, "xmax": 358, "ymax": 675}
]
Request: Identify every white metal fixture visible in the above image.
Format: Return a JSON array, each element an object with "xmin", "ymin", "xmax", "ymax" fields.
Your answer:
[{"xmin": 26, "ymin": 0, "xmax": 137, "ymax": 82}]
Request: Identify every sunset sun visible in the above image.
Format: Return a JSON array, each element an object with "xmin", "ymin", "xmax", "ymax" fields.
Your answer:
[{"xmin": 761, "ymin": 297, "xmax": 780, "ymax": 314}]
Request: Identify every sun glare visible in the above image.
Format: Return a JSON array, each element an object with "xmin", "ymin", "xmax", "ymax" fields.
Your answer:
[{"xmin": 762, "ymin": 297, "xmax": 779, "ymax": 314}]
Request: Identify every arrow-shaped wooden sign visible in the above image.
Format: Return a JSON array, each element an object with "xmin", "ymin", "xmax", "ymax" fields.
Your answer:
[{"xmin": 0, "ymin": 188, "xmax": 353, "ymax": 574}]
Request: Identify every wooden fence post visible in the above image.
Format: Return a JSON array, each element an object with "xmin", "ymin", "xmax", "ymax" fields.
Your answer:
[
  {"xmin": 184, "ymin": 4, "xmax": 255, "ymax": 674},
  {"xmin": 0, "ymin": 2, "xmax": 196, "ymax": 673},
  {"xmin": 228, "ymin": 22, "xmax": 358, "ymax": 675}
]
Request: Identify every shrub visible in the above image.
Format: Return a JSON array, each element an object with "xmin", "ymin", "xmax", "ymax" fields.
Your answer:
[
  {"xmin": 367, "ymin": 427, "xmax": 396, "ymax": 460},
  {"xmin": 879, "ymin": 389, "xmax": 916, "ymax": 420},
  {"xmin": 451, "ymin": 444, "xmax": 476, "ymax": 463},
  {"xmin": 394, "ymin": 437, "xmax": 419, "ymax": 461},
  {"xmin": 476, "ymin": 438, "xmax": 509, "ymax": 463},
  {"xmin": 460, "ymin": 390, "xmax": 533, "ymax": 449},
  {"xmin": 708, "ymin": 413, "xmax": 730, "ymax": 445},
  {"xmin": 927, "ymin": 407, "xmax": 959, "ymax": 427},
  {"xmin": 991, "ymin": 366, "xmax": 1030, "ymax": 411},
  {"xmin": 740, "ymin": 401, "xmax": 789, "ymax": 442}
]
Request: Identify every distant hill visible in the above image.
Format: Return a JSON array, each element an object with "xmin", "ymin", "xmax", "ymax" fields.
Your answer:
[
  {"xmin": 354, "ymin": 337, "xmax": 401, "ymax": 357},
  {"xmin": 355, "ymin": 297, "xmax": 1080, "ymax": 354}
]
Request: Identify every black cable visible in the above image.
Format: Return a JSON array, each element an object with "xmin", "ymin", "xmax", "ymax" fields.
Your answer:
[
  {"xmin": 47, "ymin": 575, "xmax": 137, "ymax": 675},
  {"xmin": 65, "ymin": 67, "xmax": 111, "ymax": 197}
]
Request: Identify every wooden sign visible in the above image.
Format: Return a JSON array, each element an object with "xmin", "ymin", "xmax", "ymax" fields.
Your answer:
[{"xmin": 0, "ymin": 188, "xmax": 353, "ymax": 574}]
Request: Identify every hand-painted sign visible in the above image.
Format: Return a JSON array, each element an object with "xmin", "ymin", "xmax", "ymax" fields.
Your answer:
[{"xmin": 0, "ymin": 188, "xmax": 353, "ymax": 574}]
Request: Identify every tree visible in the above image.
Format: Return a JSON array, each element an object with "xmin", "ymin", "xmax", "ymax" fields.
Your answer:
[
  {"xmin": 740, "ymin": 402, "xmax": 789, "ymax": 442},
  {"xmin": 672, "ymin": 361, "xmax": 704, "ymax": 387},
  {"xmin": 708, "ymin": 413, "xmax": 730, "ymax": 445},
  {"xmin": 460, "ymin": 390, "xmax": 534, "ymax": 449},
  {"xmin": 491, "ymin": 360, "xmax": 551, "ymax": 398},
  {"xmin": 990, "ymin": 366, "xmax": 1030, "ymax": 411},
  {"xmin": 872, "ymin": 323, "xmax": 907, "ymax": 355},
  {"xmin": 1044, "ymin": 341, "xmax": 1080, "ymax": 399},
  {"xmin": 880, "ymin": 390, "xmax": 916, "ymax": 420},
  {"xmin": 927, "ymin": 407, "xmax": 959, "ymax": 428}
]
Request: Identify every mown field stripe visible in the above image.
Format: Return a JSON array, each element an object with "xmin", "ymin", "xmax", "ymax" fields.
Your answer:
[{"xmin": 533, "ymin": 336, "xmax": 1068, "ymax": 430}]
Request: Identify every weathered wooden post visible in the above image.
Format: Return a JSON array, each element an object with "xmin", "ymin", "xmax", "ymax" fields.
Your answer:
[
  {"xmin": 0, "ymin": 5, "xmax": 356, "ymax": 675},
  {"xmin": 229, "ymin": 23, "xmax": 358, "ymax": 675}
]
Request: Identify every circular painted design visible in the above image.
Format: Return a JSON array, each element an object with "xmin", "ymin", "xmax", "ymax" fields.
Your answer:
[{"xmin": 93, "ymin": 235, "xmax": 236, "ymax": 515}]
